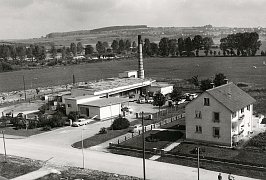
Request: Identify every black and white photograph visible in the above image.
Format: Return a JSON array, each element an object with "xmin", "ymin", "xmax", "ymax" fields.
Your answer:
[{"xmin": 0, "ymin": 0, "xmax": 266, "ymax": 179}]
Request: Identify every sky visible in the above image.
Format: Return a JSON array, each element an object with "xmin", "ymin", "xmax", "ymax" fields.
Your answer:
[{"xmin": 0, "ymin": 0, "xmax": 266, "ymax": 39}]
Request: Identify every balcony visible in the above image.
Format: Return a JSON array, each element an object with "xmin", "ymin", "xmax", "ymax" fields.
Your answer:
[{"xmin": 238, "ymin": 114, "xmax": 245, "ymax": 121}]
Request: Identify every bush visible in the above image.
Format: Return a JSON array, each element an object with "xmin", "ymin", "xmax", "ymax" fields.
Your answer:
[
  {"xmin": 110, "ymin": 116, "xmax": 130, "ymax": 130},
  {"xmin": 99, "ymin": 127, "xmax": 108, "ymax": 134},
  {"xmin": 68, "ymin": 111, "xmax": 78, "ymax": 121},
  {"xmin": 42, "ymin": 125, "xmax": 51, "ymax": 131}
]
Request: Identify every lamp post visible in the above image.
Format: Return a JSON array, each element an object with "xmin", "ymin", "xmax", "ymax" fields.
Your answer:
[
  {"xmin": 81, "ymin": 129, "xmax": 85, "ymax": 169},
  {"xmin": 197, "ymin": 147, "xmax": 200, "ymax": 180},
  {"xmin": 2, "ymin": 130, "xmax": 7, "ymax": 162},
  {"xmin": 141, "ymin": 111, "xmax": 146, "ymax": 180}
]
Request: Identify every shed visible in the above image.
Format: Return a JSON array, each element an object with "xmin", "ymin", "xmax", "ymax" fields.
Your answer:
[{"xmin": 78, "ymin": 97, "xmax": 129, "ymax": 120}]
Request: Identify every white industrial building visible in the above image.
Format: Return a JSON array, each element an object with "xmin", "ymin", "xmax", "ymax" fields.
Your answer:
[
  {"xmin": 145, "ymin": 82, "xmax": 173, "ymax": 96},
  {"xmin": 78, "ymin": 97, "xmax": 129, "ymax": 121}
]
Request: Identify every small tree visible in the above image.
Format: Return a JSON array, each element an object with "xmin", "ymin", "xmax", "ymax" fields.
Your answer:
[
  {"xmin": 170, "ymin": 87, "xmax": 182, "ymax": 105},
  {"xmin": 153, "ymin": 93, "xmax": 166, "ymax": 113},
  {"xmin": 200, "ymin": 79, "xmax": 213, "ymax": 91},
  {"xmin": 68, "ymin": 111, "xmax": 78, "ymax": 121},
  {"xmin": 110, "ymin": 115, "xmax": 130, "ymax": 130},
  {"xmin": 213, "ymin": 73, "xmax": 227, "ymax": 87}
]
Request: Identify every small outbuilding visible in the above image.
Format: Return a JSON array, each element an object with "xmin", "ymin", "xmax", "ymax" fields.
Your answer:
[{"xmin": 78, "ymin": 97, "xmax": 129, "ymax": 121}]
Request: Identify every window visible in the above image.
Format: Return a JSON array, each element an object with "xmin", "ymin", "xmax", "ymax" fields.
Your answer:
[
  {"xmin": 213, "ymin": 112, "xmax": 220, "ymax": 122},
  {"xmin": 241, "ymin": 108, "xmax": 244, "ymax": 113},
  {"xmin": 213, "ymin": 127, "xmax": 220, "ymax": 138},
  {"xmin": 232, "ymin": 112, "xmax": 236, "ymax": 118},
  {"xmin": 196, "ymin": 126, "xmax": 202, "ymax": 133},
  {"xmin": 247, "ymin": 105, "xmax": 250, "ymax": 111},
  {"xmin": 195, "ymin": 111, "xmax": 202, "ymax": 119},
  {"xmin": 204, "ymin": 98, "xmax": 210, "ymax": 106},
  {"xmin": 67, "ymin": 104, "xmax": 71, "ymax": 108}
]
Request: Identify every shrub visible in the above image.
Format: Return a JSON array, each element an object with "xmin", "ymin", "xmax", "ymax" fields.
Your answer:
[
  {"xmin": 68, "ymin": 111, "xmax": 78, "ymax": 121},
  {"xmin": 42, "ymin": 125, "xmax": 51, "ymax": 131},
  {"xmin": 99, "ymin": 127, "xmax": 108, "ymax": 134},
  {"xmin": 110, "ymin": 116, "xmax": 130, "ymax": 130}
]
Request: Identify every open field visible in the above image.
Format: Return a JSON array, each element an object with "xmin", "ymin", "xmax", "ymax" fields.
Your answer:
[{"xmin": 1, "ymin": 56, "xmax": 266, "ymax": 92}]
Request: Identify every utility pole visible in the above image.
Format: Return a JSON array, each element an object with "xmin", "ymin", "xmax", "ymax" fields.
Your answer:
[
  {"xmin": 81, "ymin": 129, "xmax": 84, "ymax": 169},
  {"xmin": 141, "ymin": 111, "xmax": 146, "ymax": 180},
  {"xmin": 73, "ymin": 74, "xmax": 76, "ymax": 85},
  {"xmin": 2, "ymin": 130, "xmax": 7, "ymax": 162},
  {"xmin": 197, "ymin": 147, "xmax": 200, "ymax": 180},
  {"xmin": 23, "ymin": 75, "xmax": 26, "ymax": 101}
]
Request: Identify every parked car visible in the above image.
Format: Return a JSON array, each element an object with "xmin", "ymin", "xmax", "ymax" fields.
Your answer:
[
  {"xmin": 178, "ymin": 99, "xmax": 186, "ymax": 104},
  {"xmin": 122, "ymin": 107, "xmax": 133, "ymax": 113},
  {"xmin": 146, "ymin": 97, "xmax": 154, "ymax": 103},
  {"xmin": 137, "ymin": 97, "xmax": 146, "ymax": 104},
  {"xmin": 128, "ymin": 124, "xmax": 143, "ymax": 133}
]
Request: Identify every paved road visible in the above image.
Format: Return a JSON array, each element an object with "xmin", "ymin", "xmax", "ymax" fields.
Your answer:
[{"xmin": 0, "ymin": 138, "xmax": 258, "ymax": 180}]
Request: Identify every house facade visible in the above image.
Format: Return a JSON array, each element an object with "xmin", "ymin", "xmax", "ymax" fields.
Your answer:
[{"xmin": 185, "ymin": 82, "xmax": 255, "ymax": 147}]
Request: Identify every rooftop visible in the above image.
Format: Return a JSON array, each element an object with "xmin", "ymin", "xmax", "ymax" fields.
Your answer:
[
  {"xmin": 75, "ymin": 77, "xmax": 154, "ymax": 93},
  {"xmin": 150, "ymin": 82, "xmax": 173, "ymax": 87},
  {"xmin": 80, "ymin": 97, "xmax": 129, "ymax": 107},
  {"xmin": 206, "ymin": 82, "xmax": 256, "ymax": 112},
  {"xmin": 66, "ymin": 94, "xmax": 96, "ymax": 100}
]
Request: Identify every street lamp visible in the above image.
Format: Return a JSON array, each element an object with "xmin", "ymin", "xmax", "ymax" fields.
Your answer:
[{"xmin": 197, "ymin": 147, "xmax": 200, "ymax": 180}]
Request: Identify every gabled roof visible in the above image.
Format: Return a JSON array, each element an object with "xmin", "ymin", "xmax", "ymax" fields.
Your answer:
[{"xmin": 206, "ymin": 82, "xmax": 256, "ymax": 112}]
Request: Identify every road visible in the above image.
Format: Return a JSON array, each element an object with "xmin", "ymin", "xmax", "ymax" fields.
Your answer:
[{"xmin": 0, "ymin": 123, "xmax": 259, "ymax": 180}]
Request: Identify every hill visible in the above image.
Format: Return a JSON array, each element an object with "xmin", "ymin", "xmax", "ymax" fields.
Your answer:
[{"xmin": 45, "ymin": 25, "xmax": 148, "ymax": 38}]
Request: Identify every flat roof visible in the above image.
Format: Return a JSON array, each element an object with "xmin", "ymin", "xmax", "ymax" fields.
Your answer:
[
  {"xmin": 150, "ymin": 82, "xmax": 173, "ymax": 88},
  {"xmin": 80, "ymin": 97, "xmax": 129, "ymax": 107},
  {"xmin": 75, "ymin": 77, "xmax": 154, "ymax": 95},
  {"xmin": 66, "ymin": 94, "xmax": 96, "ymax": 100}
]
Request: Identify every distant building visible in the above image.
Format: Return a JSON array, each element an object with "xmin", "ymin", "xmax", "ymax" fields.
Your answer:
[
  {"xmin": 145, "ymin": 82, "xmax": 173, "ymax": 96},
  {"xmin": 185, "ymin": 82, "xmax": 256, "ymax": 147}
]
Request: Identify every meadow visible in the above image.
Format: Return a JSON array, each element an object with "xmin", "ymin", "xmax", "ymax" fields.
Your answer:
[{"xmin": 1, "ymin": 56, "xmax": 266, "ymax": 92}]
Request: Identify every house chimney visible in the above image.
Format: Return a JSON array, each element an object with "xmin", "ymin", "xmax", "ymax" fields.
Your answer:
[
  {"xmin": 210, "ymin": 82, "xmax": 215, "ymax": 88},
  {"xmin": 138, "ymin": 35, "xmax": 144, "ymax": 79},
  {"xmin": 224, "ymin": 79, "xmax": 228, "ymax": 84}
]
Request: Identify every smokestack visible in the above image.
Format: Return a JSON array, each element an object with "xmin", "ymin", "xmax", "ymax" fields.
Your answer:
[{"xmin": 138, "ymin": 35, "xmax": 144, "ymax": 79}]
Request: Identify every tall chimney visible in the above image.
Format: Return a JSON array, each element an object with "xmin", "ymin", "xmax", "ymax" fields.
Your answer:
[{"xmin": 138, "ymin": 35, "xmax": 144, "ymax": 79}]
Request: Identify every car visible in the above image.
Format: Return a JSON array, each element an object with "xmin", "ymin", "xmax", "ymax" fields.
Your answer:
[
  {"xmin": 177, "ymin": 99, "xmax": 186, "ymax": 104},
  {"xmin": 146, "ymin": 97, "xmax": 154, "ymax": 103},
  {"xmin": 128, "ymin": 124, "xmax": 143, "ymax": 133},
  {"xmin": 122, "ymin": 107, "xmax": 133, "ymax": 113},
  {"xmin": 137, "ymin": 97, "xmax": 146, "ymax": 104}
]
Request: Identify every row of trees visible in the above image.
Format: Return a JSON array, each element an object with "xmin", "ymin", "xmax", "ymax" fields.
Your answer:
[
  {"xmin": 220, "ymin": 32, "xmax": 261, "ymax": 56},
  {"xmin": 0, "ymin": 44, "xmax": 46, "ymax": 61},
  {"xmin": 143, "ymin": 35, "xmax": 214, "ymax": 57}
]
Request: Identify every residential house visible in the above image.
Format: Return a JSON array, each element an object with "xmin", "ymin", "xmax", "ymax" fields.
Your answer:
[{"xmin": 185, "ymin": 82, "xmax": 256, "ymax": 147}]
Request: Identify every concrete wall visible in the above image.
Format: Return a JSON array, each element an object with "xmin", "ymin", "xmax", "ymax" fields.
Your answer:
[
  {"xmin": 146, "ymin": 85, "xmax": 173, "ymax": 96},
  {"xmin": 186, "ymin": 92, "xmax": 232, "ymax": 146},
  {"xmin": 79, "ymin": 105, "xmax": 100, "ymax": 119},
  {"xmin": 100, "ymin": 104, "xmax": 121, "ymax": 120},
  {"xmin": 65, "ymin": 99, "xmax": 78, "ymax": 115},
  {"xmin": 78, "ymin": 104, "xmax": 121, "ymax": 120},
  {"xmin": 232, "ymin": 104, "xmax": 253, "ymax": 137}
]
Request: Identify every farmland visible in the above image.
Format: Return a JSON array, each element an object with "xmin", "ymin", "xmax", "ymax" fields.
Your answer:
[{"xmin": 1, "ymin": 56, "xmax": 266, "ymax": 92}]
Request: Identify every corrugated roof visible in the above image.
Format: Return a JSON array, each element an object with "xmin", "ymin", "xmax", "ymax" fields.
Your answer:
[
  {"xmin": 76, "ymin": 77, "xmax": 153, "ymax": 92},
  {"xmin": 206, "ymin": 82, "xmax": 256, "ymax": 112},
  {"xmin": 80, "ymin": 97, "xmax": 129, "ymax": 107}
]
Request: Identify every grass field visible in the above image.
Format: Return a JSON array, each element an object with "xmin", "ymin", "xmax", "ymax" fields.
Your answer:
[{"xmin": 1, "ymin": 56, "xmax": 266, "ymax": 92}]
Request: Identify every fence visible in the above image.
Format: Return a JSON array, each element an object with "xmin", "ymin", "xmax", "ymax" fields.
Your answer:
[{"xmin": 112, "ymin": 113, "xmax": 185, "ymax": 145}]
